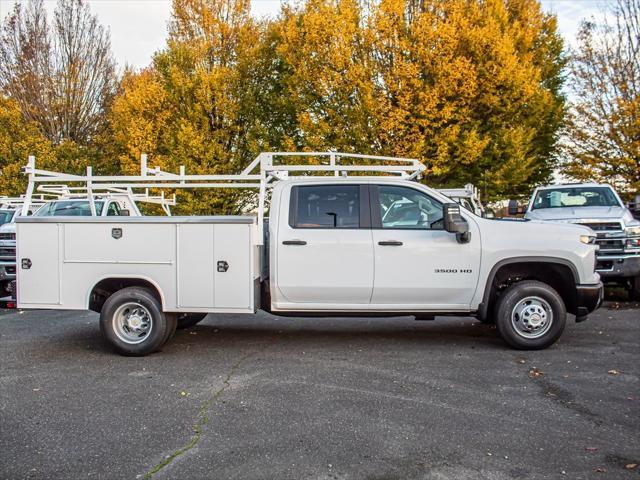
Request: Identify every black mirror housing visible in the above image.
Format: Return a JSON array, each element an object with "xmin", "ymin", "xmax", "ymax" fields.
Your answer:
[
  {"xmin": 443, "ymin": 203, "xmax": 470, "ymax": 243},
  {"xmin": 119, "ymin": 209, "xmax": 131, "ymax": 216}
]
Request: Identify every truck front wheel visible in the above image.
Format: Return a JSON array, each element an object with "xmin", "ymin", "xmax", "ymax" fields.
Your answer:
[
  {"xmin": 99, "ymin": 287, "xmax": 177, "ymax": 356},
  {"xmin": 176, "ymin": 313, "xmax": 208, "ymax": 329},
  {"xmin": 630, "ymin": 276, "xmax": 640, "ymax": 301},
  {"xmin": 494, "ymin": 281, "xmax": 566, "ymax": 350}
]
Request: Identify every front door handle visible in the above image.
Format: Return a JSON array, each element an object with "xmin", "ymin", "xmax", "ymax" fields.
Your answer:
[
  {"xmin": 282, "ymin": 240, "xmax": 307, "ymax": 246},
  {"xmin": 378, "ymin": 240, "xmax": 403, "ymax": 246}
]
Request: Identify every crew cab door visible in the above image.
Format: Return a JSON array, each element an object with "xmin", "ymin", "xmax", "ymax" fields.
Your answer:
[
  {"xmin": 370, "ymin": 184, "xmax": 481, "ymax": 309},
  {"xmin": 275, "ymin": 184, "xmax": 374, "ymax": 306}
]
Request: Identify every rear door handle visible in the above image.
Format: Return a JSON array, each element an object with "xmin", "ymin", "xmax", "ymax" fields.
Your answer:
[
  {"xmin": 378, "ymin": 240, "xmax": 403, "ymax": 246},
  {"xmin": 282, "ymin": 240, "xmax": 307, "ymax": 245}
]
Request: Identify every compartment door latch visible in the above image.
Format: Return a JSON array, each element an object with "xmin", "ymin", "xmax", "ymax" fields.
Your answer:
[
  {"xmin": 217, "ymin": 260, "xmax": 229, "ymax": 273},
  {"xmin": 21, "ymin": 258, "xmax": 32, "ymax": 269}
]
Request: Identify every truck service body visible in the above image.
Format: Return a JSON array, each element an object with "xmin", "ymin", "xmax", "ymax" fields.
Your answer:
[
  {"xmin": 16, "ymin": 153, "xmax": 603, "ymax": 355},
  {"xmin": 0, "ymin": 182, "xmax": 176, "ymax": 306}
]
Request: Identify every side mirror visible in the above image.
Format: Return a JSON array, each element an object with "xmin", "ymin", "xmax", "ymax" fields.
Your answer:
[
  {"xmin": 119, "ymin": 209, "xmax": 130, "ymax": 216},
  {"xmin": 443, "ymin": 203, "xmax": 470, "ymax": 243},
  {"xmin": 507, "ymin": 200, "xmax": 519, "ymax": 216}
]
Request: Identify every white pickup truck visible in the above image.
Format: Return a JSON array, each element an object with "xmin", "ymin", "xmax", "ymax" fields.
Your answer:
[
  {"xmin": 16, "ymin": 153, "xmax": 603, "ymax": 355},
  {"xmin": 517, "ymin": 183, "xmax": 640, "ymax": 300}
]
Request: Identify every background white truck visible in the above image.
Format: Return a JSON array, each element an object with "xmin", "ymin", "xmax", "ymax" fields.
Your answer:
[
  {"xmin": 0, "ymin": 196, "xmax": 49, "ymax": 303},
  {"xmin": 514, "ymin": 183, "xmax": 640, "ymax": 300},
  {"xmin": 16, "ymin": 152, "xmax": 603, "ymax": 355}
]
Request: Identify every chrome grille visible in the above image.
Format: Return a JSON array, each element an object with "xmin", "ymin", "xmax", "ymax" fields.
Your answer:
[
  {"xmin": 577, "ymin": 221, "xmax": 625, "ymax": 256},
  {"xmin": 577, "ymin": 221, "xmax": 623, "ymax": 232},
  {"xmin": 0, "ymin": 247, "xmax": 15, "ymax": 261}
]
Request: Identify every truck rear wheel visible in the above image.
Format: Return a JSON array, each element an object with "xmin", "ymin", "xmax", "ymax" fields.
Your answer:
[
  {"xmin": 176, "ymin": 313, "xmax": 208, "ymax": 329},
  {"xmin": 494, "ymin": 280, "xmax": 566, "ymax": 350},
  {"xmin": 99, "ymin": 287, "xmax": 176, "ymax": 356}
]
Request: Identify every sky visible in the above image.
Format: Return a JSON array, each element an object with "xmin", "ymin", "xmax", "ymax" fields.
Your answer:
[{"xmin": 0, "ymin": 0, "xmax": 610, "ymax": 70}]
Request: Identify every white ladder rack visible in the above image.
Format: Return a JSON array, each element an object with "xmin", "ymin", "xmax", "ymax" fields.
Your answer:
[
  {"xmin": 21, "ymin": 151, "xmax": 426, "ymax": 241},
  {"xmin": 0, "ymin": 195, "xmax": 53, "ymax": 210}
]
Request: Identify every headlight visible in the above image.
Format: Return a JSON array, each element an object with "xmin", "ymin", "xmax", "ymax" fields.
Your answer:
[
  {"xmin": 580, "ymin": 234, "xmax": 596, "ymax": 244},
  {"xmin": 625, "ymin": 226, "xmax": 640, "ymax": 237}
]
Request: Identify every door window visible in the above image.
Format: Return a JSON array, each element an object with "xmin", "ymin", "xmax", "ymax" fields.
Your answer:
[
  {"xmin": 377, "ymin": 185, "xmax": 443, "ymax": 229},
  {"xmin": 106, "ymin": 202, "xmax": 122, "ymax": 216},
  {"xmin": 290, "ymin": 185, "xmax": 360, "ymax": 228}
]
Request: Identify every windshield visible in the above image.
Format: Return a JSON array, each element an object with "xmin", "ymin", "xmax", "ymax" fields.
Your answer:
[
  {"xmin": 532, "ymin": 187, "xmax": 621, "ymax": 210},
  {"xmin": 0, "ymin": 210, "xmax": 14, "ymax": 225},
  {"xmin": 35, "ymin": 201, "xmax": 105, "ymax": 216}
]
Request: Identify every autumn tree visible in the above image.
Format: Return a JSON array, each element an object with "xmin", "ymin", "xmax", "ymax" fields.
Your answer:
[
  {"xmin": 0, "ymin": 97, "xmax": 52, "ymax": 195},
  {"xmin": 562, "ymin": 0, "xmax": 639, "ymax": 194},
  {"xmin": 109, "ymin": 0, "xmax": 565, "ymax": 211},
  {"xmin": 0, "ymin": 0, "xmax": 117, "ymax": 145},
  {"xmin": 265, "ymin": 0, "xmax": 565, "ymax": 199},
  {"xmin": 108, "ymin": 0, "xmax": 269, "ymax": 214}
]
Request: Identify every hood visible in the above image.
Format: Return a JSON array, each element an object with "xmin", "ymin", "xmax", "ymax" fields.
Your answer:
[{"xmin": 525, "ymin": 206, "xmax": 635, "ymax": 224}]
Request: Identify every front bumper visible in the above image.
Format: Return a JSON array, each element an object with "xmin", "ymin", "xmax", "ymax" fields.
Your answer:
[
  {"xmin": 596, "ymin": 255, "xmax": 640, "ymax": 279},
  {"xmin": 575, "ymin": 282, "xmax": 604, "ymax": 321}
]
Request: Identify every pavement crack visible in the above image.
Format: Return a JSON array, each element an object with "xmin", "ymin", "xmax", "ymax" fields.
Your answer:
[
  {"xmin": 531, "ymin": 376, "xmax": 602, "ymax": 426},
  {"xmin": 141, "ymin": 351, "xmax": 255, "ymax": 479}
]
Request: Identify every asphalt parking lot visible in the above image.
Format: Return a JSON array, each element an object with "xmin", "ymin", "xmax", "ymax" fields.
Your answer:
[{"xmin": 1, "ymin": 301, "xmax": 638, "ymax": 480}]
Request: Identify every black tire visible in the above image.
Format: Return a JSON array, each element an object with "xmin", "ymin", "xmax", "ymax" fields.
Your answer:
[
  {"xmin": 629, "ymin": 276, "xmax": 640, "ymax": 301},
  {"xmin": 99, "ymin": 287, "xmax": 176, "ymax": 356},
  {"xmin": 176, "ymin": 313, "xmax": 208, "ymax": 329},
  {"xmin": 163, "ymin": 313, "xmax": 179, "ymax": 343},
  {"xmin": 494, "ymin": 280, "xmax": 566, "ymax": 350}
]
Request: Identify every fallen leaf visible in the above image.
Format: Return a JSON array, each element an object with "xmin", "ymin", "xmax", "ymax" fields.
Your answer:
[
  {"xmin": 607, "ymin": 369, "xmax": 622, "ymax": 375},
  {"xmin": 594, "ymin": 467, "xmax": 606, "ymax": 473},
  {"xmin": 585, "ymin": 447, "xmax": 598, "ymax": 453},
  {"xmin": 180, "ymin": 391, "xmax": 188, "ymax": 397},
  {"xmin": 528, "ymin": 368, "xmax": 544, "ymax": 377},
  {"xmin": 626, "ymin": 464, "xmax": 638, "ymax": 470},
  {"xmin": 516, "ymin": 358, "xmax": 526, "ymax": 364}
]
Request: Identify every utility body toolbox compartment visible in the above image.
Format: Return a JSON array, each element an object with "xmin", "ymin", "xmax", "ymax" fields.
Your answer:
[{"xmin": 16, "ymin": 216, "xmax": 257, "ymax": 313}]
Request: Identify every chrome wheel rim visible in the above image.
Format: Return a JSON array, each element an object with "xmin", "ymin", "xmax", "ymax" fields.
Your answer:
[
  {"xmin": 511, "ymin": 296, "xmax": 553, "ymax": 339},
  {"xmin": 112, "ymin": 302, "xmax": 153, "ymax": 344}
]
